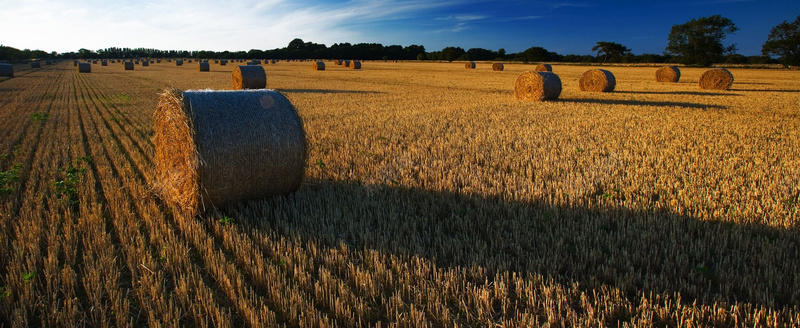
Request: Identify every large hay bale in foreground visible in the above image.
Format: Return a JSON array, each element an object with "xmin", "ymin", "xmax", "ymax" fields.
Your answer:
[
  {"xmin": 78, "ymin": 62, "xmax": 91, "ymax": 73},
  {"xmin": 153, "ymin": 89, "xmax": 307, "ymax": 214},
  {"xmin": 0, "ymin": 63, "xmax": 13, "ymax": 77},
  {"xmin": 124, "ymin": 62, "xmax": 134, "ymax": 70},
  {"xmin": 514, "ymin": 71, "xmax": 562, "ymax": 101},
  {"xmin": 699, "ymin": 68, "xmax": 734, "ymax": 90},
  {"xmin": 232, "ymin": 65, "xmax": 266, "ymax": 89},
  {"xmin": 465, "ymin": 61, "xmax": 475, "ymax": 69},
  {"xmin": 492, "ymin": 63, "xmax": 504, "ymax": 71},
  {"xmin": 656, "ymin": 66, "xmax": 680, "ymax": 82},
  {"xmin": 534, "ymin": 64, "xmax": 552, "ymax": 72},
  {"xmin": 176, "ymin": 59, "xmax": 183, "ymax": 66},
  {"xmin": 197, "ymin": 62, "xmax": 210, "ymax": 71},
  {"xmin": 313, "ymin": 61, "xmax": 325, "ymax": 70},
  {"xmin": 579, "ymin": 69, "xmax": 615, "ymax": 92}
]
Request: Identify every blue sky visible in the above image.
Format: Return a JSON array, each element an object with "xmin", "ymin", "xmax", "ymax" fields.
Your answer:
[{"xmin": 1, "ymin": 0, "xmax": 797, "ymax": 56}]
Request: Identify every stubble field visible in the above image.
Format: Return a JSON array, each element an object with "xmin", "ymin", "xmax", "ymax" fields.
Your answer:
[{"xmin": 0, "ymin": 60, "xmax": 799, "ymax": 327}]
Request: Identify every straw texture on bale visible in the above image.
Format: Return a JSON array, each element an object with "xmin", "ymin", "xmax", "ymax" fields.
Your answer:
[
  {"xmin": 0, "ymin": 63, "xmax": 13, "ymax": 77},
  {"xmin": 153, "ymin": 88, "xmax": 307, "ymax": 214},
  {"xmin": 349, "ymin": 61, "xmax": 361, "ymax": 69},
  {"xmin": 699, "ymin": 68, "xmax": 734, "ymax": 90},
  {"xmin": 313, "ymin": 61, "xmax": 325, "ymax": 70},
  {"xmin": 465, "ymin": 62, "xmax": 475, "ymax": 69},
  {"xmin": 514, "ymin": 71, "xmax": 562, "ymax": 101},
  {"xmin": 579, "ymin": 69, "xmax": 616, "ymax": 92},
  {"xmin": 78, "ymin": 62, "xmax": 91, "ymax": 73},
  {"xmin": 30, "ymin": 61, "xmax": 41, "ymax": 68},
  {"xmin": 124, "ymin": 62, "xmax": 134, "ymax": 70},
  {"xmin": 197, "ymin": 62, "xmax": 210, "ymax": 72},
  {"xmin": 534, "ymin": 64, "xmax": 552, "ymax": 72},
  {"xmin": 656, "ymin": 66, "xmax": 680, "ymax": 82},
  {"xmin": 492, "ymin": 63, "xmax": 504, "ymax": 71},
  {"xmin": 232, "ymin": 65, "xmax": 267, "ymax": 90}
]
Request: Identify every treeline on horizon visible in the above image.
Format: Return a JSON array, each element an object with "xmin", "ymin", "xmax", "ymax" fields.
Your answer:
[{"xmin": 0, "ymin": 38, "xmax": 778, "ymax": 66}]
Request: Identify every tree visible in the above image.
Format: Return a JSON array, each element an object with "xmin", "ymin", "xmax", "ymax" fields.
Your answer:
[
  {"xmin": 441, "ymin": 47, "xmax": 465, "ymax": 62},
  {"xmin": 762, "ymin": 15, "xmax": 800, "ymax": 66},
  {"xmin": 591, "ymin": 41, "xmax": 630, "ymax": 63},
  {"xmin": 665, "ymin": 15, "xmax": 738, "ymax": 66}
]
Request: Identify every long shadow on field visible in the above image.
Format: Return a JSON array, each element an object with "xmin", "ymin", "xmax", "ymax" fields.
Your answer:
[
  {"xmin": 230, "ymin": 180, "xmax": 799, "ymax": 311},
  {"xmin": 276, "ymin": 88, "xmax": 383, "ymax": 95},
  {"xmin": 729, "ymin": 88, "xmax": 800, "ymax": 93},
  {"xmin": 559, "ymin": 97, "xmax": 727, "ymax": 109},
  {"xmin": 615, "ymin": 90, "xmax": 737, "ymax": 97}
]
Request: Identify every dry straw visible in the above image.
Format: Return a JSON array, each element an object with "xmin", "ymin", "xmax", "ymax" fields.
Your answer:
[
  {"xmin": 153, "ymin": 88, "xmax": 307, "ymax": 214},
  {"xmin": 579, "ymin": 69, "xmax": 616, "ymax": 92},
  {"xmin": 197, "ymin": 62, "xmax": 210, "ymax": 72},
  {"xmin": 232, "ymin": 65, "xmax": 267, "ymax": 90},
  {"xmin": 492, "ymin": 63, "xmax": 504, "ymax": 71},
  {"xmin": 124, "ymin": 62, "xmax": 134, "ymax": 70},
  {"xmin": 0, "ymin": 63, "xmax": 13, "ymax": 77},
  {"xmin": 465, "ymin": 62, "xmax": 475, "ymax": 69},
  {"xmin": 78, "ymin": 62, "xmax": 91, "ymax": 73},
  {"xmin": 514, "ymin": 71, "xmax": 562, "ymax": 101},
  {"xmin": 534, "ymin": 64, "xmax": 552, "ymax": 72},
  {"xmin": 313, "ymin": 61, "xmax": 325, "ymax": 70},
  {"xmin": 656, "ymin": 66, "xmax": 680, "ymax": 82},
  {"xmin": 699, "ymin": 68, "xmax": 734, "ymax": 90},
  {"xmin": 350, "ymin": 61, "xmax": 361, "ymax": 69}
]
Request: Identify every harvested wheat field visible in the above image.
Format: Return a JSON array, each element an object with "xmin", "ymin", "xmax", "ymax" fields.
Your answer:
[{"xmin": 0, "ymin": 60, "xmax": 799, "ymax": 327}]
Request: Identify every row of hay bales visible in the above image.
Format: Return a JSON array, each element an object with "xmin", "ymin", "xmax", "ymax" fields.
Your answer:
[
  {"xmin": 332, "ymin": 60, "xmax": 362, "ymax": 69},
  {"xmin": 515, "ymin": 66, "xmax": 735, "ymax": 101}
]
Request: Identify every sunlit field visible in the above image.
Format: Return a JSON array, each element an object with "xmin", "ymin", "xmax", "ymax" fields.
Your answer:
[{"xmin": 0, "ymin": 60, "xmax": 798, "ymax": 327}]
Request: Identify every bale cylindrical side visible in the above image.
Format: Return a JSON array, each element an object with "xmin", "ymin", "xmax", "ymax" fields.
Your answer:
[
  {"xmin": 176, "ymin": 59, "xmax": 183, "ymax": 66},
  {"xmin": 101, "ymin": 60, "xmax": 108, "ymax": 66},
  {"xmin": 492, "ymin": 63, "xmax": 504, "ymax": 71},
  {"xmin": 31, "ymin": 61, "xmax": 41, "ymax": 68},
  {"xmin": 349, "ymin": 61, "xmax": 361, "ymax": 69},
  {"xmin": 78, "ymin": 62, "xmax": 91, "ymax": 73},
  {"xmin": 198, "ymin": 62, "xmax": 210, "ymax": 72},
  {"xmin": 514, "ymin": 71, "xmax": 562, "ymax": 101},
  {"xmin": 313, "ymin": 61, "xmax": 325, "ymax": 70},
  {"xmin": 232, "ymin": 65, "xmax": 267, "ymax": 90},
  {"xmin": 699, "ymin": 68, "xmax": 734, "ymax": 90},
  {"xmin": 142, "ymin": 60, "xmax": 149, "ymax": 67},
  {"xmin": 220, "ymin": 59, "xmax": 227, "ymax": 66},
  {"xmin": 465, "ymin": 62, "xmax": 475, "ymax": 69},
  {"xmin": 153, "ymin": 88, "xmax": 307, "ymax": 214},
  {"xmin": 656, "ymin": 66, "xmax": 680, "ymax": 82},
  {"xmin": 534, "ymin": 64, "xmax": 552, "ymax": 72},
  {"xmin": 124, "ymin": 62, "xmax": 134, "ymax": 70},
  {"xmin": 0, "ymin": 63, "xmax": 13, "ymax": 77},
  {"xmin": 579, "ymin": 69, "xmax": 615, "ymax": 92}
]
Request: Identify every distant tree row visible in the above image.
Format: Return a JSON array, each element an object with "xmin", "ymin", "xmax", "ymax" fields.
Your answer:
[{"xmin": 2, "ymin": 15, "xmax": 798, "ymax": 66}]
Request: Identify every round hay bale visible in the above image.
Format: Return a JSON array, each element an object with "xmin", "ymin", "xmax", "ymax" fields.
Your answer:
[
  {"xmin": 313, "ymin": 61, "xmax": 325, "ymax": 70},
  {"xmin": 197, "ymin": 62, "xmax": 210, "ymax": 72},
  {"xmin": 30, "ymin": 61, "xmax": 41, "ymax": 68},
  {"xmin": 176, "ymin": 59, "xmax": 183, "ymax": 66},
  {"xmin": 78, "ymin": 62, "xmax": 91, "ymax": 73},
  {"xmin": 232, "ymin": 65, "xmax": 266, "ymax": 90},
  {"xmin": 0, "ymin": 63, "xmax": 13, "ymax": 77},
  {"xmin": 101, "ymin": 60, "xmax": 108, "ymax": 66},
  {"xmin": 220, "ymin": 59, "xmax": 228, "ymax": 65},
  {"xmin": 157, "ymin": 59, "xmax": 162, "ymax": 63},
  {"xmin": 655, "ymin": 66, "xmax": 680, "ymax": 82},
  {"xmin": 124, "ymin": 62, "xmax": 134, "ymax": 70},
  {"xmin": 514, "ymin": 71, "xmax": 562, "ymax": 101},
  {"xmin": 153, "ymin": 88, "xmax": 307, "ymax": 214},
  {"xmin": 350, "ymin": 61, "xmax": 361, "ymax": 69},
  {"xmin": 335, "ymin": 59, "xmax": 343, "ymax": 65},
  {"xmin": 492, "ymin": 63, "xmax": 504, "ymax": 71},
  {"xmin": 465, "ymin": 61, "xmax": 475, "ymax": 69},
  {"xmin": 142, "ymin": 60, "xmax": 149, "ymax": 67},
  {"xmin": 579, "ymin": 69, "xmax": 615, "ymax": 92},
  {"xmin": 699, "ymin": 68, "xmax": 733, "ymax": 90},
  {"xmin": 73, "ymin": 60, "xmax": 79, "ymax": 67},
  {"xmin": 534, "ymin": 64, "xmax": 552, "ymax": 72}
]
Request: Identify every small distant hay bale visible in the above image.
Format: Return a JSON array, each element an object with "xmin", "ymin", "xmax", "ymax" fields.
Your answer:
[
  {"xmin": 465, "ymin": 61, "xmax": 475, "ymax": 69},
  {"xmin": 73, "ymin": 60, "xmax": 78, "ymax": 67},
  {"xmin": 534, "ymin": 64, "xmax": 552, "ymax": 72},
  {"xmin": 271, "ymin": 60, "xmax": 276, "ymax": 64},
  {"xmin": 514, "ymin": 71, "xmax": 562, "ymax": 101},
  {"xmin": 176, "ymin": 59, "xmax": 183, "ymax": 66},
  {"xmin": 579, "ymin": 69, "xmax": 615, "ymax": 92},
  {"xmin": 31, "ymin": 61, "xmax": 41, "ymax": 68},
  {"xmin": 197, "ymin": 62, "xmax": 210, "ymax": 72},
  {"xmin": 699, "ymin": 68, "xmax": 734, "ymax": 90},
  {"xmin": 124, "ymin": 62, "xmax": 134, "ymax": 70},
  {"xmin": 335, "ymin": 59, "xmax": 343, "ymax": 65},
  {"xmin": 492, "ymin": 63, "xmax": 504, "ymax": 71},
  {"xmin": 101, "ymin": 60, "xmax": 108, "ymax": 66},
  {"xmin": 153, "ymin": 88, "xmax": 307, "ymax": 214},
  {"xmin": 344, "ymin": 60, "xmax": 351, "ymax": 67},
  {"xmin": 157, "ymin": 59, "xmax": 162, "ymax": 63},
  {"xmin": 232, "ymin": 65, "xmax": 267, "ymax": 89},
  {"xmin": 220, "ymin": 59, "xmax": 228, "ymax": 65},
  {"xmin": 313, "ymin": 61, "xmax": 325, "ymax": 70},
  {"xmin": 78, "ymin": 62, "xmax": 91, "ymax": 73},
  {"xmin": 655, "ymin": 66, "xmax": 680, "ymax": 82},
  {"xmin": 0, "ymin": 63, "xmax": 13, "ymax": 77},
  {"xmin": 188, "ymin": 59, "xmax": 193, "ymax": 63},
  {"xmin": 350, "ymin": 61, "xmax": 361, "ymax": 69},
  {"xmin": 142, "ymin": 60, "xmax": 149, "ymax": 67}
]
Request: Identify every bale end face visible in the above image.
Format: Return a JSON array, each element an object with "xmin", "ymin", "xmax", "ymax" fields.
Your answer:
[
  {"xmin": 232, "ymin": 65, "xmax": 267, "ymax": 90},
  {"xmin": 655, "ymin": 66, "xmax": 680, "ymax": 82},
  {"xmin": 514, "ymin": 71, "xmax": 562, "ymax": 101},
  {"xmin": 579, "ymin": 69, "xmax": 615, "ymax": 92},
  {"xmin": 534, "ymin": 64, "xmax": 552, "ymax": 72},
  {"xmin": 350, "ymin": 61, "xmax": 361, "ymax": 69},
  {"xmin": 465, "ymin": 62, "xmax": 475, "ymax": 69},
  {"xmin": 699, "ymin": 68, "xmax": 734, "ymax": 90},
  {"xmin": 492, "ymin": 63, "xmax": 504, "ymax": 71}
]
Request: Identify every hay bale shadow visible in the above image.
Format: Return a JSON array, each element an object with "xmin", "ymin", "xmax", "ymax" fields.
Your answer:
[
  {"xmin": 614, "ymin": 90, "xmax": 737, "ymax": 97},
  {"xmin": 277, "ymin": 88, "xmax": 383, "ymax": 94},
  {"xmin": 559, "ymin": 98, "xmax": 727, "ymax": 109}
]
